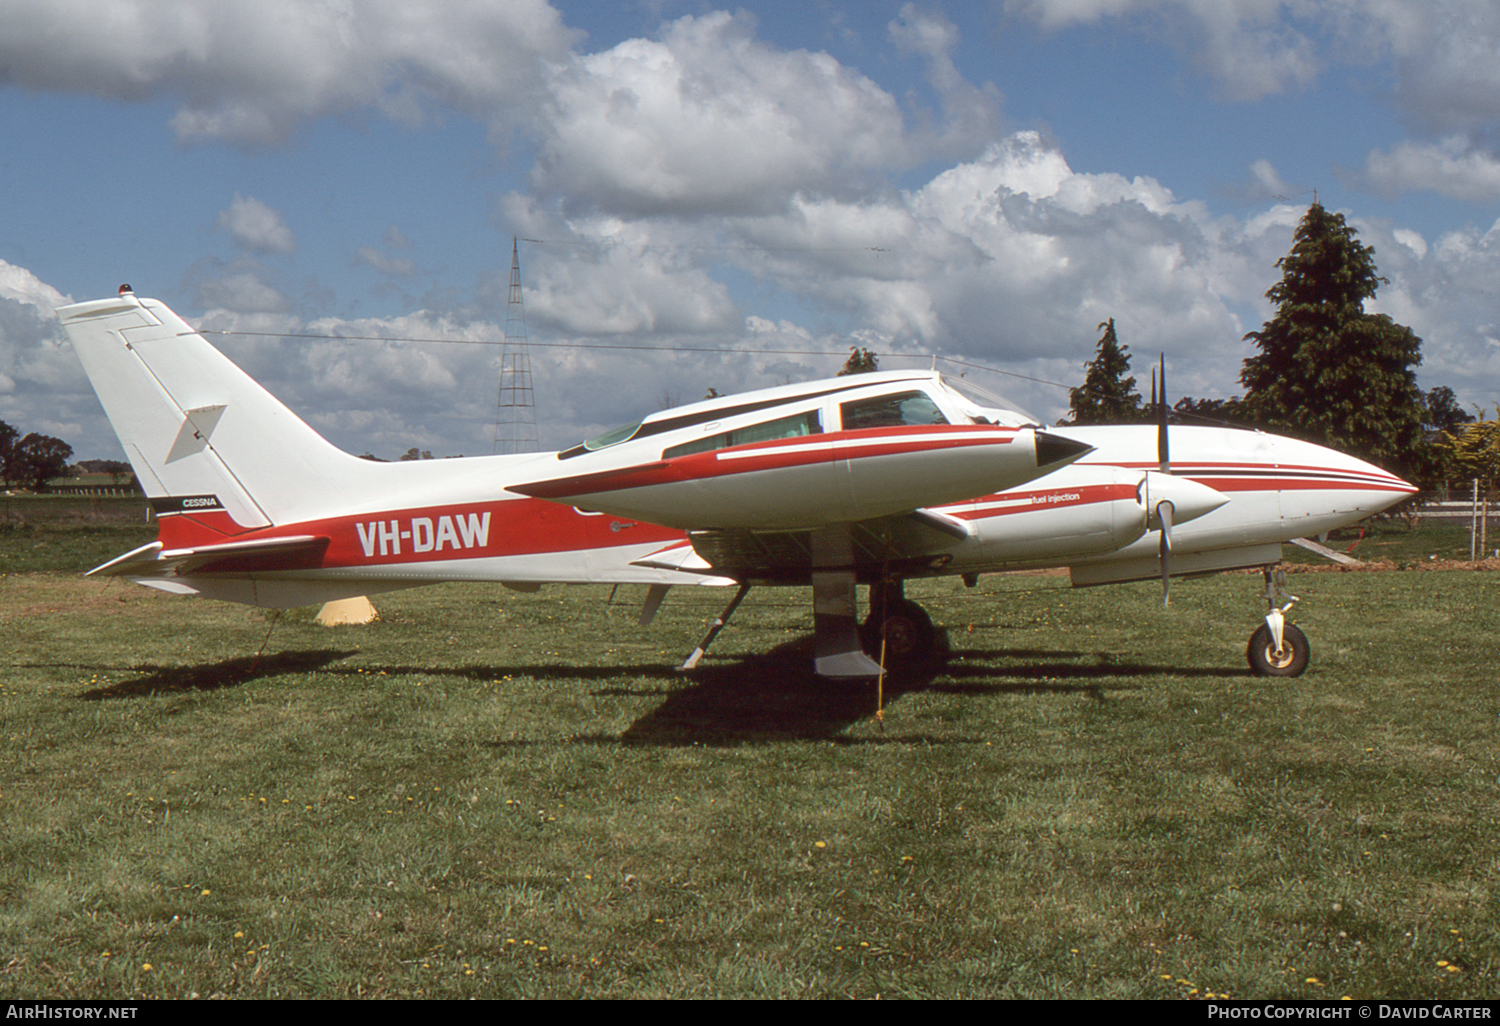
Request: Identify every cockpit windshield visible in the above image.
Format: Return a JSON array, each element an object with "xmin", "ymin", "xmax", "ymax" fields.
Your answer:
[
  {"xmin": 940, "ymin": 375, "xmax": 1038, "ymax": 427},
  {"xmin": 581, "ymin": 419, "xmax": 643, "ymax": 452}
]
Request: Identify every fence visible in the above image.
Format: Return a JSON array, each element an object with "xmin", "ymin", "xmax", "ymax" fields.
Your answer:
[{"xmin": 1418, "ymin": 483, "xmax": 1495, "ymax": 559}]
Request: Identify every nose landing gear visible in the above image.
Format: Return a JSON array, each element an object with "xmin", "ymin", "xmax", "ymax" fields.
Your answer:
[{"xmin": 1247, "ymin": 566, "xmax": 1309, "ymax": 677}]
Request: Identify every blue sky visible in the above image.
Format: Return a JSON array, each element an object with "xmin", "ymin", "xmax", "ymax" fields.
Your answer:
[{"xmin": 3, "ymin": 0, "xmax": 1499, "ymax": 461}]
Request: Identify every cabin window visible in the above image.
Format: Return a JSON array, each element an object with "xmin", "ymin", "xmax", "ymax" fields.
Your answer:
[
  {"xmin": 839, "ymin": 390, "xmax": 949, "ymax": 430},
  {"xmin": 663, "ymin": 410, "xmax": 821, "ymax": 459}
]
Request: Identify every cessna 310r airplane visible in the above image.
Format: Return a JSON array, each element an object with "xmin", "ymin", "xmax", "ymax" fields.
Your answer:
[{"xmin": 58, "ymin": 289, "xmax": 1416, "ymax": 679}]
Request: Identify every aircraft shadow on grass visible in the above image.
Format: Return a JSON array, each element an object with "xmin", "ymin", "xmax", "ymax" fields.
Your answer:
[
  {"xmin": 77, "ymin": 649, "xmax": 359, "ymax": 700},
  {"xmin": 70, "ymin": 629, "xmax": 1245, "ymax": 742},
  {"xmin": 608, "ymin": 629, "xmax": 1242, "ymax": 746}
]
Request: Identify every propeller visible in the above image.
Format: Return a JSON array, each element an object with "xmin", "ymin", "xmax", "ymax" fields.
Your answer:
[{"xmin": 1152, "ymin": 355, "xmax": 1172, "ymax": 607}]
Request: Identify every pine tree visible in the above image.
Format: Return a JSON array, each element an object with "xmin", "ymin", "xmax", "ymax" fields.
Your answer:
[
  {"xmin": 839, "ymin": 346, "xmax": 879, "ymax": 376},
  {"xmin": 1240, "ymin": 203, "xmax": 1425, "ymax": 475},
  {"xmin": 1067, "ymin": 319, "xmax": 1145, "ymax": 424}
]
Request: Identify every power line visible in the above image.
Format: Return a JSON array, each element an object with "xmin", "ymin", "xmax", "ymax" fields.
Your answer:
[
  {"xmin": 202, "ymin": 325, "xmax": 1078, "ymax": 394},
  {"xmin": 516, "ymin": 236, "xmax": 894, "ymax": 256}
]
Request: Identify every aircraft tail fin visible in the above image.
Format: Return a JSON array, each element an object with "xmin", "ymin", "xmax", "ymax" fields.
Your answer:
[{"xmin": 58, "ymin": 291, "xmax": 373, "ymax": 538}]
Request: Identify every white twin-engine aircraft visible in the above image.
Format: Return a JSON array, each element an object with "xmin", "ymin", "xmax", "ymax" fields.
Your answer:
[{"xmin": 58, "ymin": 290, "xmax": 1415, "ymax": 679}]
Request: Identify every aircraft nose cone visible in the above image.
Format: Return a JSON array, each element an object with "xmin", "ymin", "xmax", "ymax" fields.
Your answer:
[
  {"xmin": 1034, "ymin": 431, "xmax": 1095, "ymax": 469},
  {"xmin": 1141, "ymin": 471, "xmax": 1228, "ymax": 525}
]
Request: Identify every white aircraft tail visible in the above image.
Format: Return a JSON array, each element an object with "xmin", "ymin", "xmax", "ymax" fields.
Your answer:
[{"xmin": 58, "ymin": 291, "xmax": 419, "ymax": 533}]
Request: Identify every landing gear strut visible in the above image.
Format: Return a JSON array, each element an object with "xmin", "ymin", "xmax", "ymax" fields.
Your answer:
[
  {"xmin": 1247, "ymin": 566, "xmax": 1309, "ymax": 677},
  {"xmin": 863, "ymin": 579, "xmax": 937, "ymax": 665}
]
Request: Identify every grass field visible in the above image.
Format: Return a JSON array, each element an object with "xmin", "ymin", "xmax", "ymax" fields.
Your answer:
[{"xmin": 2, "ymin": 500, "xmax": 1498, "ymax": 998}]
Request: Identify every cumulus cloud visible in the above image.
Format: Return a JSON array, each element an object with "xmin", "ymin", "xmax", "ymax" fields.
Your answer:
[
  {"xmin": 1361, "ymin": 136, "xmax": 1500, "ymax": 202},
  {"xmin": 8, "ymin": 3, "xmax": 1500, "ymax": 456},
  {"xmin": 888, "ymin": 3, "xmax": 1005, "ymax": 158},
  {"xmin": 217, "ymin": 194, "xmax": 295, "ymax": 254},
  {"xmin": 1336, "ymin": 0, "xmax": 1500, "ymax": 138},
  {"xmin": 1245, "ymin": 158, "xmax": 1297, "ymax": 200},
  {"xmin": 1006, "ymin": 1, "xmax": 1500, "ymax": 165},
  {"xmin": 0, "ymin": 0, "xmax": 579, "ymax": 145},
  {"xmin": 1004, "ymin": 0, "xmax": 1321, "ymax": 101},
  {"xmin": 0, "ymin": 259, "xmax": 70, "ymax": 312},
  {"xmin": 355, "ymin": 246, "xmax": 417, "ymax": 278},
  {"xmin": 0, "ymin": 261, "xmax": 102, "ymax": 448},
  {"xmin": 532, "ymin": 11, "xmax": 910, "ymax": 217}
]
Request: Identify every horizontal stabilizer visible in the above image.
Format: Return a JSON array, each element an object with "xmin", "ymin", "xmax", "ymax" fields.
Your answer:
[
  {"xmin": 88, "ymin": 535, "xmax": 330, "ymax": 579},
  {"xmin": 629, "ymin": 541, "xmax": 721, "ymax": 575}
]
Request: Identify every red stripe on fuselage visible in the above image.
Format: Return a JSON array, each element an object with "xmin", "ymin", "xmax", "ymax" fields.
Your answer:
[
  {"xmin": 1086, "ymin": 460, "xmax": 1413, "ymax": 492},
  {"xmin": 151, "ymin": 497, "xmax": 686, "ymax": 570}
]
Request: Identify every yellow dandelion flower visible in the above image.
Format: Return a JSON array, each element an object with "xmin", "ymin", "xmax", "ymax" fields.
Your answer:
[
  {"xmin": 142, "ymin": 963, "xmax": 153, "ymax": 972},
  {"xmin": 814, "ymin": 841, "xmax": 827, "ymax": 849}
]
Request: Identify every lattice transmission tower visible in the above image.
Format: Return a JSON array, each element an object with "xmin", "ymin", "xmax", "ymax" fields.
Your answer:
[{"xmin": 493, "ymin": 237, "xmax": 540, "ymax": 454}]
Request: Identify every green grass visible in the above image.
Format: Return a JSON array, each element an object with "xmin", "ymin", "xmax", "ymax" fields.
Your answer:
[
  {"xmin": 2, "ymin": 514, "xmax": 1498, "ymax": 998},
  {"xmin": 1, "ymin": 495, "xmax": 155, "ymax": 574}
]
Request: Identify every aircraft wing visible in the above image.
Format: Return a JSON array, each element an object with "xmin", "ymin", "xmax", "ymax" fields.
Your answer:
[{"xmin": 626, "ymin": 507, "xmax": 972, "ymax": 583}]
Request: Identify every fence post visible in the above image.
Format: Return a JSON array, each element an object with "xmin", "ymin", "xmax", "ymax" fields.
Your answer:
[{"xmin": 1472, "ymin": 479, "xmax": 1480, "ymax": 562}]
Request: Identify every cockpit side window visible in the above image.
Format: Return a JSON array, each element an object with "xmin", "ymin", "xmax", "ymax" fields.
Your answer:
[
  {"xmin": 839, "ymin": 390, "xmax": 950, "ymax": 431},
  {"xmin": 663, "ymin": 409, "xmax": 821, "ymax": 460}
]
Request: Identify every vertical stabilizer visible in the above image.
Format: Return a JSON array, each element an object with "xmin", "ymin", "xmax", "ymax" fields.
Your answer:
[{"xmin": 58, "ymin": 293, "xmax": 373, "ymax": 532}]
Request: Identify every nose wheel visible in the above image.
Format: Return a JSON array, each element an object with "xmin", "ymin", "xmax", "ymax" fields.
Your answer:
[
  {"xmin": 1247, "ymin": 621, "xmax": 1309, "ymax": 677},
  {"xmin": 1247, "ymin": 566, "xmax": 1309, "ymax": 677}
]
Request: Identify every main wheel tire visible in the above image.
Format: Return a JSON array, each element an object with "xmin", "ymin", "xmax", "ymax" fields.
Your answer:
[
  {"xmin": 1247, "ymin": 622, "xmax": 1310, "ymax": 677},
  {"xmin": 863, "ymin": 598, "xmax": 936, "ymax": 664}
]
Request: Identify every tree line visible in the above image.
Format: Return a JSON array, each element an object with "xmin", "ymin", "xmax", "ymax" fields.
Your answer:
[
  {"xmin": 1065, "ymin": 202, "xmax": 1494, "ymax": 492},
  {"xmin": 0, "ymin": 421, "xmax": 76, "ymax": 492}
]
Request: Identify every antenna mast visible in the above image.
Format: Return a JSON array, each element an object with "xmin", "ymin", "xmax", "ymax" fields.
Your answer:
[{"xmin": 493, "ymin": 237, "xmax": 539, "ymax": 454}]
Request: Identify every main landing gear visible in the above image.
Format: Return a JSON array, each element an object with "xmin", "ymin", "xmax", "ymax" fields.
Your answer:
[
  {"xmin": 676, "ymin": 578, "xmax": 941, "ymax": 676},
  {"xmin": 863, "ymin": 579, "xmax": 938, "ymax": 666},
  {"xmin": 1247, "ymin": 566, "xmax": 1310, "ymax": 677}
]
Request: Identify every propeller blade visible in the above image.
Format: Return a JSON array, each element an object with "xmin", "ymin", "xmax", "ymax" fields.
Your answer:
[{"xmin": 1157, "ymin": 353, "xmax": 1170, "ymax": 474}]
